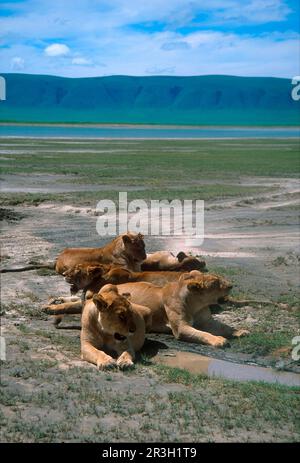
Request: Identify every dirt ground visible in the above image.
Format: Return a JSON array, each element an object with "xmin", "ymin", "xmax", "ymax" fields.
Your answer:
[{"xmin": 0, "ymin": 139, "xmax": 299, "ymax": 442}]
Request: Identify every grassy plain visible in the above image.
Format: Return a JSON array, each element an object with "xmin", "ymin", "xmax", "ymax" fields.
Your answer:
[{"xmin": 0, "ymin": 138, "xmax": 299, "ymax": 442}]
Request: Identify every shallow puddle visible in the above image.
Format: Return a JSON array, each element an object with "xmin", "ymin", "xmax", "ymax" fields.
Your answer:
[{"xmin": 154, "ymin": 351, "xmax": 300, "ymax": 387}]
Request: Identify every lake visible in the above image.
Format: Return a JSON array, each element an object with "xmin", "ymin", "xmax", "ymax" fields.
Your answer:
[{"xmin": 0, "ymin": 125, "xmax": 299, "ymax": 139}]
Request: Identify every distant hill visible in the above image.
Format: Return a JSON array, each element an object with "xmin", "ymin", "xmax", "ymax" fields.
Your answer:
[{"xmin": 0, "ymin": 73, "xmax": 299, "ymax": 125}]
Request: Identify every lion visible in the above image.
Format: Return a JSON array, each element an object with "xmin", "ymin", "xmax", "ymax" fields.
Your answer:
[
  {"xmin": 44, "ymin": 263, "xmax": 206, "ymax": 325},
  {"xmin": 44, "ymin": 270, "xmax": 249, "ymax": 348},
  {"xmin": 116, "ymin": 271, "xmax": 249, "ymax": 347},
  {"xmin": 55, "ymin": 232, "xmax": 147, "ymax": 274},
  {"xmin": 141, "ymin": 251, "xmax": 206, "ymax": 271},
  {"xmin": 66, "ymin": 264, "xmax": 199, "ymax": 290},
  {"xmin": 81, "ymin": 284, "xmax": 151, "ymax": 370},
  {"xmin": 43, "ymin": 264, "xmax": 205, "ymax": 318}
]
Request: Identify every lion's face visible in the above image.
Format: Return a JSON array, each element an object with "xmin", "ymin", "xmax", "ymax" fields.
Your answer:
[
  {"xmin": 93, "ymin": 287, "xmax": 136, "ymax": 341},
  {"xmin": 63, "ymin": 264, "xmax": 106, "ymax": 292},
  {"xmin": 182, "ymin": 271, "xmax": 232, "ymax": 306},
  {"xmin": 122, "ymin": 233, "xmax": 146, "ymax": 262}
]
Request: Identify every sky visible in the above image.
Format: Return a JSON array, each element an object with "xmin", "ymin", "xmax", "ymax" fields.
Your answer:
[{"xmin": 0, "ymin": 0, "xmax": 299, "ymax": 78}]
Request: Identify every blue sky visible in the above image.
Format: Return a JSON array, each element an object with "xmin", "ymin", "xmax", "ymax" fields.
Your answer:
[{"xmin": 0, "ymin": 0, "xmax": 299, "ymax": 77}]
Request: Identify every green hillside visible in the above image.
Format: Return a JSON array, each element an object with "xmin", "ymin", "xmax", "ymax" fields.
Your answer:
[{"xmin": 0, "ymin": 73, "xmax": 299, "ymax": 125}]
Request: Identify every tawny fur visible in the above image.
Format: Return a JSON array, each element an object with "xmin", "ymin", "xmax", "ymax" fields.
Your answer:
[
  {"xmin": 80, "ymin": 284, "xmax": 151, "ymax": 370},
  {"xmin": 141, "ymin": 251, "xmax": 206, "ymax": 271},
  {"xmin": 43, "ymin": 264, "xmax": 204, "ymax": 317},
  {"xmin": 55, "ymin": 232, "xmax": 146, "ymax": 274},
  {"xmin": 44, "ymin": 271, "xmax": 249, "ymax": 347}
]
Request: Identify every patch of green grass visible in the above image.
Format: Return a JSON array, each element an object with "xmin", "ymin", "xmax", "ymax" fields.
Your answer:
[
  {"xmin": 231, "ymin": 331, "xmax": 295, "ymax": 356},
  {"xmin": 278, "ymin": 293, "xmax": 300, "ymax": 309},
  {"xmin": 1, "ymin": 139, "xmax": 299, "ymax": 178},
  {"xmin": 0, "ymin": 185, "xmax": 272, "ymax": 206},
  {"xmin": 208, "ymin": 265, "xmax": 245, "ymax": 277},
  {"xmin": 152, "ymin": 364, "xmax": 300, "ymax": 438},
  {"xmin": 153, "ymin": 363, "xmax": 299, "ymax": 394},
  {"xmin": 9, "ymin": 359, "xmax": 58, "ymax": 380},
  {"xmin": 1, "ymin": 139, "xmax": 299, "ymax": 206},
  {"xmin": 153, "ymin": 364, "xmax": 208, "ymax": 386},
  {"xmin": 17, "ymin": 324, "xmax": 80, "ymax": 355}
]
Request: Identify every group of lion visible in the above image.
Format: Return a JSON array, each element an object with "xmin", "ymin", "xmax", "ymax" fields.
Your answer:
[{"xmin": 43, "ymin": 232, "xmax": 249, "ymax": 370}]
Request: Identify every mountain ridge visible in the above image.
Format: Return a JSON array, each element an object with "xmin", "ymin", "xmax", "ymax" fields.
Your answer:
[{"xmin": 0, "ymin": 73, "xmax": 298, "ymax": 125}]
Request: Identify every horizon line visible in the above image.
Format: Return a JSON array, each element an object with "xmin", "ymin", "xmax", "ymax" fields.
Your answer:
[{"xmin": 0, "ymin": 72, "xmax": 293, "ymax": 81}]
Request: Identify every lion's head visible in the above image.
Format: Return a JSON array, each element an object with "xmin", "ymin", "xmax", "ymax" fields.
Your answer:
[
  {"xmin": 93, "ymin": 285, "xmax": 136, "ymax": 341},
  {"xmin": 179, "ymin": 270, "xmax": 232, "ymax": 306},
  {"xmin": 63, "ymin": 264, "xmax": 109, "ymax": 293},
  {"xmin": 176, "ymin": 252, "xmax": 207, "ymax": 271},
  {"xmin": 122, "ymin": 232, "xmax": 146, "ymax": 262}
]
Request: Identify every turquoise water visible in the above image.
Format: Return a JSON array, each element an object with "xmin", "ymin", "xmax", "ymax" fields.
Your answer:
[{"xmin": 0, "ymin": 125, "xmax": 299, "ymax": 139}]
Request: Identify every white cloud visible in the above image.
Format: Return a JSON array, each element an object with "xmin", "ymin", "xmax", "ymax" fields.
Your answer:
[
  {"xmin": 0, "ymin": 0, "xmax": 298, "ymax": 78},
  {"xmin": 11, "ymin": 56, "xmax": 25, "ymax": 70},
  {"xmin": 214, "ymin": 0, "xmax": 291, "ymax": 24},
  {"xmin": 44, "ymin": 43, "xmax": 70, "ymax": 57},
  {"xmin": 72, "ymin": 57, "xmax": 92, "ymax": 65}
]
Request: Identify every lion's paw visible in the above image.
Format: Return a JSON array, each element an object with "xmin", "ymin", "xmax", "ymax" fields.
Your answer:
[
  {"xmin": 117, "ymin": 355, "xmax": 135, "ymax": 370},
  {"xmin": 233, "ymin": 329, "xmax": 250, "ymax": 338},
  {"xmin": 41, "ymin": 304, "xmax": 55, "ymax": 314},
  {"xmin": 97, "ymin": 356, "xmax": 116, "ymax": 370},
  {"xmin": 48, "ymin": 297, "xmax": 66, "ymax": 305},
  {"xmin": 210, "ymin": 336, "xmax": 229, "ymax": 348}
]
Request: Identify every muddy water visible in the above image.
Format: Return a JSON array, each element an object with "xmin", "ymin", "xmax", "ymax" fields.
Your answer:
[{"xmin": 154, "ymin": 351, "xmax": 300, "ymax": 387}]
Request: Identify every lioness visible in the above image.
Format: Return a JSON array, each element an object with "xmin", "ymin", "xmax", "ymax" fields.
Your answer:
[
  {"xmin": 55, "ymin": 232, "xmax": 147, "ymax": 274},
  {"xmin": 66, "ymin": 264, "xmax": 198, "ymax": 291},
  {"xmin": 116, "ymin": 271, "xmax": 249, "ymax": 347},
  {"xmin": 81, "ymin": 284, "xmax": 150, "ymax": 370},
  {"xmin": 141, "ymin": 251, "xmax": 206, "ymax": 271},
  {"xmin": 44, "ymin": 271, "xmax": 249, "ymax": 347},
  {"xmin": 43, "ymin": 264, "xmax": 205, "ymax": 317}
]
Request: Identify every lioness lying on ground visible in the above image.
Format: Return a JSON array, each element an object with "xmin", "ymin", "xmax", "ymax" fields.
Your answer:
[
  {"xmin": 65, "ymin": 264, "xmax": 200, "ymax": 291},
  {"xmin": 55, "ymin": 231, "xmax": 206, "ymax": 276},
  {"xmin": 81, "ymin": 284, "xmax": 151, "ymax": 370},
  {"xmin": 116, "ymin": 271, "xmax": 249, "ymax": 347},
  {"xmin": 55, "ymin": 232, "xmax": 147, "ymax": 274},
  {"xmin": 141, "ymin": 251, "xmax": 206, "ymax": 271},
  {"xmin": 44, "ymin": 263, "xmax": 206, "ymax": 317},
  {"xmin": 44, "ymin": 271, "xmax": 249, "ymax": 347}
]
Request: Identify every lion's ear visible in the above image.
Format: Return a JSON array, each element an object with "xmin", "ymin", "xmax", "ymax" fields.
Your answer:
[
  {"xmin": 138, "ymin": 233, "xmax": 144, "ymax": 240},
  {"xmin": 189, "ymin": 270, "xmax": 202, "ymax": 278},
  {"xmin": 177, "ymin": 251, "xmax": 187, "ymax": 262},
  {"xmin": 121, "ymin": 292, "xmax": 131, "ymax": 300},
  {"xmin": 122, "ymin": 235, "xmax": 131, "ymax": 245},
  {"xmin": 187, "ymin": 282, "xmax": 203, "ymax": 292},
  {"xmin": 100, "ymin": 284, "xmax": 119, "ymax": 295},
  {"xmin": 180, "ymin": 272, "xmax": 193, "ymax": 281},
  {"xmin": 92, "ymin": 294, "xmax": 109, "ymax": 312}
]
